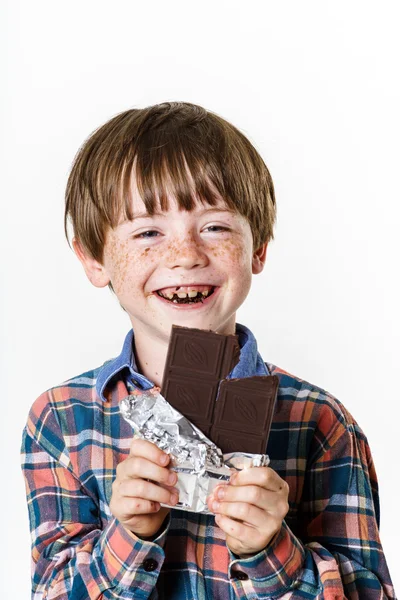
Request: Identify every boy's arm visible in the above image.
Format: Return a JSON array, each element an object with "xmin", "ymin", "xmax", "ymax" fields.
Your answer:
[
  {"xmin": 223, "ymin": 408, "xmax": 396, "ymax": 599},
  {"xmin": 21, "ymin": 396, "xmax": 169, "ymax": 600}
]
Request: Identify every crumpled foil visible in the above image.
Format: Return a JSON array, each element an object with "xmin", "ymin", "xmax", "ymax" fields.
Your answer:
[{"xmin": 120, "ymin": 391, "xmax": 270, "ymax": 514}]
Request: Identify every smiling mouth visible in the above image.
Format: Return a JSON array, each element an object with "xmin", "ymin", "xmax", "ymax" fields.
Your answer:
[{"xmin": 155, "ymin": 285, "xmax": 216, "ymax": 304}]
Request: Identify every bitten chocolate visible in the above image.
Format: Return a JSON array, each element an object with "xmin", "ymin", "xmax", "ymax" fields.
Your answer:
[{"xmin": 161, "ymin": 325, "xmax": 279, "ymax": 455}]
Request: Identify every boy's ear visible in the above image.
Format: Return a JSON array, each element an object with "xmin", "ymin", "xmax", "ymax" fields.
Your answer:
[
  {"xmin": 72, "ymin": 238, "xmax": 110, "ymax": 288},
  {"xmin": 252, "ymin": 242, "xmax": 268, "ymax": 275}
]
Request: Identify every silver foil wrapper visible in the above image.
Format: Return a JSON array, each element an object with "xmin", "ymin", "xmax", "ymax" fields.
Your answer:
[{"xmin": 120, "ymin": 391, "xmax": 270, "ymax": 514}]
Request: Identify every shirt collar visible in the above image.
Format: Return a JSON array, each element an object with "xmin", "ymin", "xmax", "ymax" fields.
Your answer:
[{"xmin": 96, "ymin": 323, "xmax": 269, "ymax": 402}]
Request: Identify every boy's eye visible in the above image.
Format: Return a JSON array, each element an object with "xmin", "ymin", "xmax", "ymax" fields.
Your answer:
[
  {"xmin": 205, "ymin": 225, "xmax": 230, "ymax": 232},
  {"xmin": 134, "ymin": 230, "xmax": 160, "ymax": 239}
]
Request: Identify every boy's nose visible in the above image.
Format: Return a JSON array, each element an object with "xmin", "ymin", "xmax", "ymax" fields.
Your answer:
[{"xmin": 165, "ymin": 235, "xmax": 208, "ymax": 270}]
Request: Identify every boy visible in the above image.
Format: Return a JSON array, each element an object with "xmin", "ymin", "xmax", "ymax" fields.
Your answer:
[{"xmin": 21, "ymin": 102, "xmax": 396, "ymax": 599}]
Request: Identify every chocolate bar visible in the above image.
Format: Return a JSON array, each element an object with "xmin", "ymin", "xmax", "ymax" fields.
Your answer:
[
  {"xmin": 160, "ymin": 325, "xmax": 241, "ymax": 436},
  {"xmin": 210, "ymin": 376, "xmax": 278, "ymax": 454},
  {"xmin": 161, "ymin": 325, "xmax": 279, "ymax": 454}
]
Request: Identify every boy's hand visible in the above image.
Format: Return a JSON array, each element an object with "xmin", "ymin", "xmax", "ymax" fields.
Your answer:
[
  {"xmin": 207, "ymin": 467, "xmax": 289, "ymax": 557},
  {"xmin": 110, "ymin": 439, "xmax": 179, "ymax": 539}
]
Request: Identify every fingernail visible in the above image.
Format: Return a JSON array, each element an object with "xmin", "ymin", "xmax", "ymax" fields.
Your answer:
[
  {"xmin": 217, "ymin": 487, "xmax": 225, "ymax": 500},
  {"xmin": 170, "ymin": 493, "xmax": 179, "ymax": 505},
  {"xmin": 212, "ymin": 500, "xmax": 220, "ymax": 512},
  {"xmin": 160, "ymin": 453, "xmax": 169, "ymax": 466},
  {"xmin": 168, "ymin": 472, "xmax": 177, "ymax": 485}
]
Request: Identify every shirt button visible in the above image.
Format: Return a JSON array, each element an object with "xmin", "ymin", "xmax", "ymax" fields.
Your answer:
[
  {"xmin": 143, "ymin": 558, "xmax": 158, "ymax": 572},
  {"xmin": 231, "ymin": 570, "xmax": 249, "ymax": 581}
]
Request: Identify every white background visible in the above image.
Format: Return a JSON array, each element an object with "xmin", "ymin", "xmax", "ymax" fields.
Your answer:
[{"xmin": 2, "ymin": 0, "xmax": 399, "ymax": 594}]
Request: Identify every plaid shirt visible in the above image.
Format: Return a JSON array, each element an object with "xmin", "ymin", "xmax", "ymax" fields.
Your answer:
[{"xmin": 21, "ymin": 324, "xmax": 396, "ymax": 599}]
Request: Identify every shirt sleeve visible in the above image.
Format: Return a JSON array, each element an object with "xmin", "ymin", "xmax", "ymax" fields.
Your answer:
[
  {"xmin": 21, "ymin": 395, "xmax": 168, "ymax": 600},
  {"xmin": 226, "ymin": 406, "xmax": 397, "ymax": 599}
]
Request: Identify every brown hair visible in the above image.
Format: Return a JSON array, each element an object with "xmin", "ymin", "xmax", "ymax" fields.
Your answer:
[{"xmin": 65, "ymin": 102, "xmax": 277, "ymax": 262}]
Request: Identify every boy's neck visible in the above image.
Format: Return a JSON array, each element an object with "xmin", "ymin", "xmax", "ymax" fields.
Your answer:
[{"xmin": 132, "ymin": 328, "xmax": 169, "ymax": 388}]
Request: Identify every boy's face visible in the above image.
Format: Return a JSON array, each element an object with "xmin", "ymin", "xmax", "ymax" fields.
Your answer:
[{"xmin": 75, "ymin": 182, "xmax": 267, "ymax": 345}]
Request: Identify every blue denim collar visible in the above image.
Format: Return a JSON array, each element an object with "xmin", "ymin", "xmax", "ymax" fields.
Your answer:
[{"xmin": 96, "ymin": 323, "xmax": 269, "ymax": 402}]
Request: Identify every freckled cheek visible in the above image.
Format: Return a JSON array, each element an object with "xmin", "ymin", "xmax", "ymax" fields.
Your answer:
[
  {"xmin": 107, "ymin": 250, "xmax": 148, "ymax": 296},
  {"xmin": 210, "ymin": 240, "xmax": 252, "ymax": 268}
]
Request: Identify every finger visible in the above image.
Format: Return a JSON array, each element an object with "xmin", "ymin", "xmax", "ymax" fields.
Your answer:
[
  {"xmin": 120, "ymin": 497, "xmax": 161, "ymax": 517},
  {"xmin": 211, "ymin": 484, "xmax": 286, "ymax": 514},
  {"xmin": 119, "ymin": 456, "xmax": 178, "ymax": 488},
  {"xmin": 214, "ymin": 500, "xmax": 266, "ymax": 528},
  {"xmin": 117, "ymin": 478, "xmax": 179, "ymax": 506},
  {"xmin": 129, "ymin": 438, "xmax": 171, "ymax": 467},
  {"xmin": 215, "ymin": 513, "xmax": 253, "ymax": 541},
  {"xmin": 230, "ymin": 467, "xmax": 288, "ymax": 492}
]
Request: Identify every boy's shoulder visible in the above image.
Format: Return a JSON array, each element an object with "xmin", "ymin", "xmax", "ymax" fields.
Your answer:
[
  {"xmin": 266, "ymin": 360, "xmax": 357, "ymax": 432},
  {"xmin": 42, "ymin": 364, "xmax": 105, "ymax": 404},
  {"xmin": 26, "ymin": 362, "xmax": 112, "ymax": 435},
  {"xmin": 267, "ymin": 360, "xmax": 333, "ymax": 397}
]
